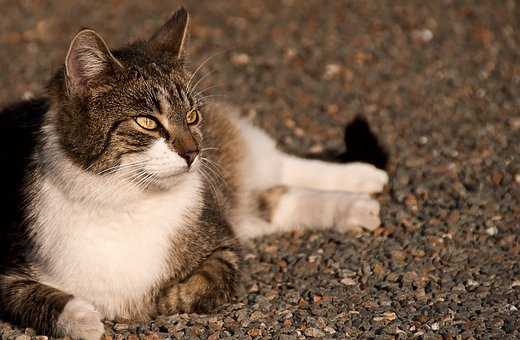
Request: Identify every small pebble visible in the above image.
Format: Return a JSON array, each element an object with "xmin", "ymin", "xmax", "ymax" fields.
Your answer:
[
  {"xmin": 324, "ymin": 326, "xmax": 336, "ymax": 334},
  {"xmin": 231, "ymin": 53, "xmax": 250, "ymax": 65},
  {"xmin": 113, "ymin": 324, "xmax": 129, "ymax": 331},
  {"xmin": 340, "ymin": 277, "xmax": 357, "ymax": 286},
  {"xmin": 14, "ymin": 336, "xmax": 31, "ymax": 340},
  {"xmin": 486, "ymin": 226, "xmax": 498, "ymax": 236},
  {"xmin": 304, "ymin": 327, "xmax": 325, "ymax": 337},
  {"xmin": 324, "ymin": 64, "xmax": 342, "ymax": 79},
  {"xmin": 373, "ymin": 312, "xmax": 397, "ymax": 322},
  {"xmin": 412, "ymin": 28, "xmax": 434, "ymax": 42},
  {"xmin": 466, "ymin": 279, "xmax": 479, "ymax": 287}
]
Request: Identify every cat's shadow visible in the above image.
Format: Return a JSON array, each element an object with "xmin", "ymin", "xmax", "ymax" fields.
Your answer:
[{"xmin": 304, "ymin": 116, "xmax": 389, "ymax": 170}]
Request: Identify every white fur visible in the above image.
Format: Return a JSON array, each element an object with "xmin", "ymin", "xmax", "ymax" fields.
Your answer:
[
  {"xmin": 281, "ymin": 158, "xmax": 388, "ymax": 194},
  {"xmin": 235, "ymin": 118, "xmax": 285, "ymax": 191},
  {"xmin": 32, "ymin": 126, "xmax": 202, "ymax": 320},
  {"xmin": 57, "ymin": 298, "xmax": 104, "ymax": 340},
  {"xmin": 235, "ymin": 189, "xmax": 381, "ymax": 239},
  {"xmin": 231, "ymin": 115, "xmax": 387, "ymax": 239},
  {"xmin": 130, "ymin": 138, "xmax": 196, "ymax": 179},
  {"xmin": 333, "ymin": 194, "xmax": 381, "ymax": 231},
  {"xmin": 235, "ymin": 117, "xmax": 387, "ymax": 194}
]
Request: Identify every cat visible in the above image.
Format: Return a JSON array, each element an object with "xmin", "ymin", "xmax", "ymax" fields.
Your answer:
[{"xmin": 0, "ymin": 7, "xmax": 388, "ymax": 340}]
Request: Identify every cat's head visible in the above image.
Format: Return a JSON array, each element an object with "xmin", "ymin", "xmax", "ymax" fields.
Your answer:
[{"xmin": 47, "ymin": 8, "xmax": 206, "ymax": 191}]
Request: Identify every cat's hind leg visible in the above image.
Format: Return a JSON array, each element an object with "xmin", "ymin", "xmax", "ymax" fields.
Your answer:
[
  {"xmin": 0, "ymin": 274, "xmax": 104, "ymax": 340},
  {"xmin": 236, "ymin": 185, "xmax": 381, "ymax": 240},
  {"xmin": 236, "ymin": 118, "xmax": 388, "ymax": 194},
  {"xmin": 279, "ymin": 155, "xmax": 388, "ymax": 194}
]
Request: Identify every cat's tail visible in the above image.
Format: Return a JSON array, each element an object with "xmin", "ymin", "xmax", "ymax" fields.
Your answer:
[{"xmin": 305, "ymin": 115, "xmax": 389, "ymax": 170}]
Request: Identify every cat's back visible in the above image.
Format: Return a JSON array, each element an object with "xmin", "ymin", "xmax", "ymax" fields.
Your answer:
[
  {"xmin": 0, "ymin": 98, "xmax": 46, "ymax": 185},
  {"xmin": 0, "ymin": 99, "xmax": 47, "ymax": 265},
  {"xmin": 0, "ymin": 98, "xmax": 46, "ymax": 210}
]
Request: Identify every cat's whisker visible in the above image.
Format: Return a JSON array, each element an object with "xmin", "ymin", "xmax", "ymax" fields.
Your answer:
[
  {"xmin": 199, "ymin": 161, "xmax": 227, "ymax": 190},
  {"xmin": 97, "ymin": 160, "xmax": 150, "ymax": 175},
  {"xmin": 84, "ymin": 163, "xmax": 97, "ymax": 172},
  {"xmin": 186, "ymin": 52, "xmax": 225, "ymax": 93},
  {"xmin": 200, "ymin": 157, "xmax": 223, "ymax": 173},
  {"xmin": 133, "ymin": 172, "xmax": 154, "ymax": 191},
  {"xmin": 195, "ymin": 94, "xmax": 229, "ymax": 103},
  {"xmin": 96, "ymin": 165, "xmax": 153, "ymax": 198},
  {"xmin": 186, "ymin": 48, "xmax": 235, "ymax": 93},
  {"xmin": 200, "ymin": 156, "xmax": 225, "ymax": 174},
  {"xmin": 98, "ymin": 166, "xmax": 147, "ymax": 180},
  {"xmin": 194, "ymin": 83, "xmax": 224, "ymax": 97},
  {"xmin": 189, "ymin": 70, "xmax": 216, "ymax": 95},
  {"xmin": 112, "ymin": 171, "xmax": 153, "ymax": 198},
  {"xmin": 197, "ymin": 167, "xmax": 222, "ymax": 204},
  {"xmin": 119, "ymin": 168, "xmax": 150, "ymax": 180},
  {"xmin": 200, "ymin": 165, "xmax": 224, "ymax": 185},
  {"xmin": 96, "ymin": 169, "xmax": 147, "ymax": 199},
  {"xmin": 142, "ymin": 173, "xmax": 160, "ymax": 190},
  {"xmin": 200, "ymin": 147, "xmax": 220, "ymax": 152}
]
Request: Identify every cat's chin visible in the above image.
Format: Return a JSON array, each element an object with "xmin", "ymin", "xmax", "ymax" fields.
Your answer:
[{"xmin": 142, "ymin": 169, "xmax": 193, "ymax": 191}]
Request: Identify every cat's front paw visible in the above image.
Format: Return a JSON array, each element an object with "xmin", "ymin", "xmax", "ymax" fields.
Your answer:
[
  {"xmin": 159, "ymin": 274, "xmax": 234, "ymax": 315},
  {"xmin": 338, "ymin": 163, "xmax": 388, "ymax": 194},
  {"xmin": 57, "ymin": 298, "xmax": 105, "ymax": 340},
  {"xmin": 334, "ymin": 194, "xmax": 381, "ymax": 232}
]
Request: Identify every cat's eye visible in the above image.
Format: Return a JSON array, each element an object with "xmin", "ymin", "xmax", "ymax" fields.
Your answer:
[
  {"xmin": 134, "ymin": 116, "xmax": 158, "ymax": 130},
  {"xmin": 186, "ymin": 109, "xmax": 199, "ymax": 125}
]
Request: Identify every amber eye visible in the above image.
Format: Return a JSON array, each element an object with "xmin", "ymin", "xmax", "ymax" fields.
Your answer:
[
  {"xmin": 186, "ymin": 109, "xmax": 199, "ymax": 125},
  {"xmin": 134, "ymin": 116, "xmax": 158, "ymax": 130}
]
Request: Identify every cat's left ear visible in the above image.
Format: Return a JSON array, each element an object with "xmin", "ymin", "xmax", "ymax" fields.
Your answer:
[
  {"xmin": 65, "ymin": 29, "xmax": 123, "ymax": 94},
  {"xmin": 149, "ymin": 7, "xmax": 190, "ymax": 58}
]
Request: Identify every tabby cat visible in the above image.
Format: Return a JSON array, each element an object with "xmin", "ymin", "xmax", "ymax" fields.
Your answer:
[{"xmin": 0, "ymin": 7, "xmax": 388, "ymax": 339}]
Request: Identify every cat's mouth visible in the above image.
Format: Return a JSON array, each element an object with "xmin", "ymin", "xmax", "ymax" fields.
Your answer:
[
  {"xmin": 147, "ymin": 158, "xmax": 199, "ymax": 180},
  {"xmin": 152, "ymin": 170, "xmax": 186, "ymax": 181},
  {"xmin": 136, "ymin": 164, "xmax": 199, "ymax": 190}
]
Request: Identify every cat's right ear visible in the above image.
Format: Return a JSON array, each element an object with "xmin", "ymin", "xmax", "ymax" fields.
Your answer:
[
  {"xmin": 149, "ymin": 7, "xmax": 190, "ymax": 59},
  {"xmin": 65, "ymin": 29, "xmax": 123, "ymax": 94}
]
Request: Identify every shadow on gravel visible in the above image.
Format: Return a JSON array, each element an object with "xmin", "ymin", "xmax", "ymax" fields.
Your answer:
[{"xmin": 305, "ymin": 115, "xmax": 389, "ymax": 170}]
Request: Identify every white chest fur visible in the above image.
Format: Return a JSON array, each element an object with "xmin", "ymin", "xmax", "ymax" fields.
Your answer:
[{"xmin": 32, "ymin": 172, "xmax": 202, "ymax": 320}]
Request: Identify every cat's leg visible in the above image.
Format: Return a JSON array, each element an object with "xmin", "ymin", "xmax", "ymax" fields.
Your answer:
[
  {"xmin": 156, "ymin": 240, "xmax": 241, "ymax": 314},
  {"xmin": 237, "ymin": 118, "xmax": 388, "ymax": 194},
  {"xmin": 0, "ymin": 274, "xmax": 104, "ymax": 340},
  {"xmin": 279, "ymin": 155, "xmax": 388, "ymax": 194},
  {"xmin": 237, "ymin": 185, "xmax": 381, "ymax": 239}
]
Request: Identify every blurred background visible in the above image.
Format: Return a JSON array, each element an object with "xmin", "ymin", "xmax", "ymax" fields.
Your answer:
[{"xmin": 1, "ymin": 1, "xmax": 519, "ymax": 338}]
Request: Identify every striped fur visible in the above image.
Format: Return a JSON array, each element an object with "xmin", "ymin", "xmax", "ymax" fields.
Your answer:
[{"xmin": 0, "ymin": 7, "xmax": 387, "ymax": 340}]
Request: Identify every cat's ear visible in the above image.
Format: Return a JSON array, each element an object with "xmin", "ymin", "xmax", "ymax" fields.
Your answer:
[
  {"xmin": 149, "ymin": 7, "xmax": 190, "ymax": 58},
  {"xmin": 65, "ymin": 29, "xmax": 123, "ymax": 94}
]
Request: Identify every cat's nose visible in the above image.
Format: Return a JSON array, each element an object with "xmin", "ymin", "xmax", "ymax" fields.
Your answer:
[{"xmin": 179, "ymin": 150, "xmax": 199, "ymax": 167}]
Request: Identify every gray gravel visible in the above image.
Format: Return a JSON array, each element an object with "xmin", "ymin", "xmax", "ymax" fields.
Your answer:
[{"xmin": 0, "ymin": 1, "xmax": 519, "ymax": 339}]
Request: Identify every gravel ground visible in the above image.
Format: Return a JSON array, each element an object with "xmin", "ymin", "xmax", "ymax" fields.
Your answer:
[{"xmin": 1, "ymin": 1, "xmax": 519, "ymax": 339}]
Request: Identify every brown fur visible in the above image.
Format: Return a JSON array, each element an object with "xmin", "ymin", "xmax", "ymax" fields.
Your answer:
[
  {"xmin": 0, "ymin": 273, "xmax": 73, "ymax": 336},
  {"xmin": 257, "ymin": 185, "xmax": 289, "ymax": 222}
]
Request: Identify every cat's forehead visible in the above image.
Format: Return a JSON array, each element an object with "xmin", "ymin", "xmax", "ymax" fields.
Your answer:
[
  {"xmin": 107, "ymin": 65, "xmax": 191, "ymax": 111},
  {"xmin": 114, "ymin": 81, "xmax": 192, "ymax": 117},
  {"xmin": 152, "ymin": 83, "xmax": 193, "ymax": 116}
]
